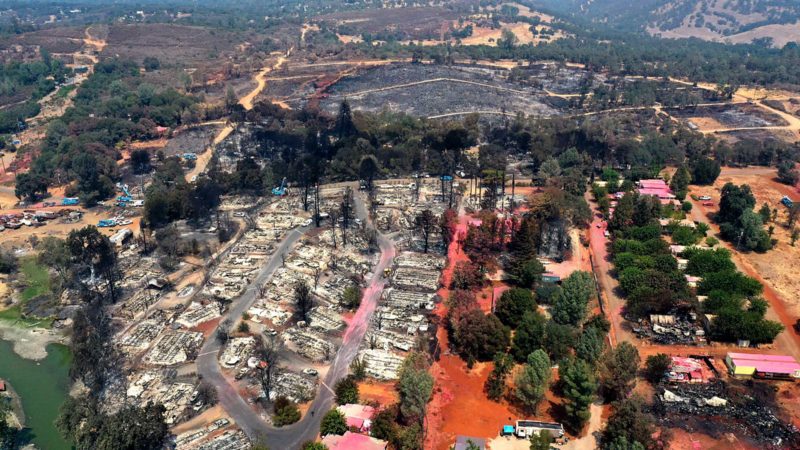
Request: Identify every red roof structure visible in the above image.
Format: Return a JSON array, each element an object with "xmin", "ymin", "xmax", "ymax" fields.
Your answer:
[
  {"xmin": 668, "ymin": 357, "xmax": 712, "ymax": 383},
  {"xmin": 321, "ymin": 431, "xmax": 388, "ymax": 450},
  {"xmin": 637, "ymin": 179, "xmax": 675, "ymax": 203},
  {"xmin": 338, "ymin": 404, "xmax": 376, "ymax": 432}
]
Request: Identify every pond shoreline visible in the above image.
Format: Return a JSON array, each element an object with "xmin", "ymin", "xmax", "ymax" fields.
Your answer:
[
  {"xmin": 0, "ymin": 320, "xmax": 66, "ymax": 360},
  {"xmin": 1, "ymin": 379, "xmax": 26, "ymax": 430}
]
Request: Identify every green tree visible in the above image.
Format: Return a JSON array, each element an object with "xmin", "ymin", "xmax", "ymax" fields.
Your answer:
[
  {"xmin": 560, "ymin": 357, "xmax": 597, "ymax": 430},
  {"xmin": 552, "ymin": 271, "xmax": 594, "ymax": 326},
  {"xmin": 717, "ymin": 182, "xmax": 755, "ymax": 225},
  {"xmin": 320, "ymin": 409, "xmax": 347, "ymax": 436},
  {"xmin": 499, "ymin": 28, "xmax": 518, "ymax": 50},
  {"xmin": 371, "ymin": 408, "xmax": 399, "ymax": 444},
  {"xmin": 529, "ymin": 430, "xmax": 552, "ymax": 450},
  {"xmin": 514, "ymin": 349, "xmax": 551, "ymax": 413},
  {"xmin": 515, "ymin": 258, "xmax": 545, "ymax": 289},
  {"xmin": 758, "ymin": 203, "xmax": 772, "ymax": 223},
  {"xmin": 495, "ymin": 288, "xmax": 536, "ymax": 328},
  {"xmin": 398, "ymin": 353, "xmax": 434, "ymax": 427},
  {"xmin": 341, "ymin": 285, "xmax": 361, "ymax": 309},
  {"xmin": 302, "ymin": 442, "xmax": 327, "ymax": 450},
  {"xmin": 599, "ymin": 342, "xmax": 640, "ymax": 401},
  {"xmin": 334, "ymin": 375, "xmax": 359, "ymax": 405},
  {"xmin": 58, "ymin": 397, "xmax": 169, "ymax": 450},
  {"xmin": 575, "ymin": 326, "xmax": 604, "ymax": 365},
  {"xmin": 543, "ymin": 321, "xmax": 575, "ymax": 361},
  {"xmin": 536, "ymin": 157, "xmax": 561, "ymax": 184},
  {"xmin": 14, "ymin": 171, "xmax": 49, "ymax": 201},
  {"xmin": 454, "ymin": 311, "xmax": 510, "ymax": 363},
  {"xmin": 737, "ymin": 209, "xmax": 772, "ymax": 252},
  {"xmin": 606, "ymin": 436, "xmax": 646, "ymax": 450},
  {"xmin": 398, "ymin": 423, "xmax": 423, "ymax": 450},
  {"xmin": 691, "ymin": 157, "xmax": 721, "ymax": 185},
  {"xmin": 602, "ymin": 396, "xmax": 657, "ymax": 450},
  {"xmin": 670, "ymin": 166, "xmax": 690, "ymax": 200},
  {"xmin": 273, "ymin": 396, "xmax": 301, "ymax": 426},
  {"xmin": 511, "ymin": 310, "xmax": 547, "ymax": 362},
  {"xmin": 0, "ymin": 396, "xmax": 16, "ymax": 450},
  {"xmin": 485, "ymin": 352, "xmax": 513, "ymax": 401},
  {"xmin": 644, "ymin": 353, "xmax": 671, "ymax": 384},
  {"xmin": 777, "ymin": 160, "xmax": 799, "ymax": 186}
]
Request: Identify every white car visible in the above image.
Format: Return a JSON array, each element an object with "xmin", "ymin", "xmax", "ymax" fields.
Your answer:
[
  {"xmin": 698, "ymin": 195, "xmax": 712, "ymax": 201},
  {"xmin": 190, "ymin": 175, "xmax": 198, "ymax": 182},
  {"xmin": 302, "ymin": 368, "xmax": 319, "ymax": 377},
  {"xmin": 233, "ymin": 212, "xmax": 246, "ymax": 217},
  {"xmin": 302, "ymin": 218, "xmax": 313, "ymax": 227}
]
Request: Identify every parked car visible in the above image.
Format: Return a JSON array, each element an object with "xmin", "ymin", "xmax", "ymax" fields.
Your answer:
[
  {"xmin": 302, "ymin": 368, "xmax": 318, "ymax": 377},
  {"xmin": 698, "ymin": 195, "xmax": 712, "ymax": 201}
]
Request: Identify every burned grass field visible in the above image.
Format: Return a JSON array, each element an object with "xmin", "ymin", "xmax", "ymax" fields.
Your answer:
[
  {"xmin": 289, "ymin": 63, "xmax": 564, "ymax": 118},
  {"xmin": 655, "ymin": 380, "xmax": 800, "ymax": 449},
  {"xmin": 316, "ymin": 6, "xmax": 461, "ymax": 42},
  {"xmin": 0, "ymin": 26, "xmax": 85, "ymax": 56},
  {"xmin": 670, "ymin": 103, "xmax": 789, "ymax": 130}
]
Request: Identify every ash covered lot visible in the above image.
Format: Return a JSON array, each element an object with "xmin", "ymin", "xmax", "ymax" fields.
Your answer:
[{"xmin": 304, "ymin": 63, "xmax": 561, "ymax": 118}]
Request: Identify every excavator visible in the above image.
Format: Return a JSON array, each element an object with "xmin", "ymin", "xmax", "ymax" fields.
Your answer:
[{"xmin": 272, "ymin": 177, "xmax": 288, "ymax": 196}]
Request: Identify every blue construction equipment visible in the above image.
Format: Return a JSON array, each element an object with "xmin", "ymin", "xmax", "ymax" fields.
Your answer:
[
  {"xmin": 117, "ymin": 195, "xmax": 133, "ymax": 203},
  {"xmin": 182, "ymin": 152, "xmax": 197, "ymax": 161},
  {"xmin": 272, "ymin": 177, "xmax": 287, "ymax": 196},
  {"xmin": 98, "ymin": 219, "xmax": 116, "ymax": 227},
  {"xmin": 782, "ymin": 196, "xmax": 794, "ymax": 208},
  {"xmin": 61, "ymin": 197, "xmax": 79, "ymax": 206},
  {"xmin": 440, "ymin": 175, "xmax": 453, "ymax": 182}
]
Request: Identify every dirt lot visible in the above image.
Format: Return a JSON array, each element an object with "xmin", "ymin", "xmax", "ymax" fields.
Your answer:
[{"xmin": 691, "ymin": 167, "xmax": 800, "ymax": 319}]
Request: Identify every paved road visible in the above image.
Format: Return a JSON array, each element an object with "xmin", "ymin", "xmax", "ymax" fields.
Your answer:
[
  {"xmin": 196, "ymin": 227, "xmax": 306, "ymax": 426},
  {"xmin": 197, "ymin": 190, "xmax": 396, "ymax": 449}
]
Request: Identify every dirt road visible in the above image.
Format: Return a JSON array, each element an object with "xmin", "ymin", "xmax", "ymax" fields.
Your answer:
[
  {"xmin": 687, "ymin": 185, "xmax": 800, "ymax": 361},
  {"xmin": 185, "ymin": 50, "xmax": 291, "ymax": 182}
]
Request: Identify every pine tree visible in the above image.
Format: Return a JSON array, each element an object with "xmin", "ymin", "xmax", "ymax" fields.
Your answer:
[
  {"xmin": 514, "ymin": 350, "xmax": 551, "ymax": 412},
  {"xmin": 560, "ymin": 357, "xmax": 597, "ymax": 430}
]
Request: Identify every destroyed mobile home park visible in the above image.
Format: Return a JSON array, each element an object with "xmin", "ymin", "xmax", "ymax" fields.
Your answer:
[{"xmin": 101, "ymin": 178, "xmax": 455, "ymax": 447}]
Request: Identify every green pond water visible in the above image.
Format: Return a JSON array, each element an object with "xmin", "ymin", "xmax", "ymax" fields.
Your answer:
[{"xmin": 0, "ymin": 338, "xmax": 72, "ymax": 450}]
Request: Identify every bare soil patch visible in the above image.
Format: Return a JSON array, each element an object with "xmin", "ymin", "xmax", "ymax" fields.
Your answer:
[{"xmin": 691, "ymin": 167, "xmax": 800, "ymax": 319}]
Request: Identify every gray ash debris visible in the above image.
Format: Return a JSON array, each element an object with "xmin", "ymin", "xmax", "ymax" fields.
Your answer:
[{"xmin": 653, "ymin": 381, "xmax": 800, "ymax": 449}]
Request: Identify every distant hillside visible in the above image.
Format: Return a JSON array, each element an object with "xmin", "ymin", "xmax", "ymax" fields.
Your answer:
[{"xmin": 529, "ymin": 0, "xmax": 800, "ymax": 47}]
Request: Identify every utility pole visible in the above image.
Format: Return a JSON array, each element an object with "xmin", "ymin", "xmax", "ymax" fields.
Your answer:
[{"xmin": 510, "ymin": 173, "xmax": 515, "ymax": 213}]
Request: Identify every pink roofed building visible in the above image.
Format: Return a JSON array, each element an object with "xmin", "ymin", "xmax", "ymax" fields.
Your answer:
[
  {"xmin": 321, "ymin": 431, "xmax": 388, "ymax": 450},
  {"xmin": 726, "ymin": 352, "xmax": 800, "ymax": 379},
  {"xmin": 668, "ymin": 357, "xmax": 712, "ymax": 383},
  {"xmin": 636, "ymin": 179, "xmax": 676, "ymax": 203},
  {"xmin": 337, "ymin": 404, "xmax": 376, "ymax": 433},
  {"xmin": 638, "ymin": 179, "xmax": 669, "ymax": 189}
]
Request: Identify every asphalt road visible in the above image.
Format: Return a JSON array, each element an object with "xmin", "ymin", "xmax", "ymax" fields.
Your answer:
[
  {"xmin": 197, "ymin": 190, "xmax": 396, "ymax": 449},
  {"xmin": 195, "ymin": 227, "xmax": 306, "ymax": 437}
]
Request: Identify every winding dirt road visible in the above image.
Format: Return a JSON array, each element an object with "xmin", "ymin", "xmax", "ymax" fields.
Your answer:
[{"xmin": 184, "ymin": 50, "xmax": 290, "ymax": 182}]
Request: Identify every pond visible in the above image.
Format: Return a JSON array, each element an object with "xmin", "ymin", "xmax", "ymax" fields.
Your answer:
[{"xmin": 0, "ymin": 338, "xmax": 72, "ymax": 450}]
